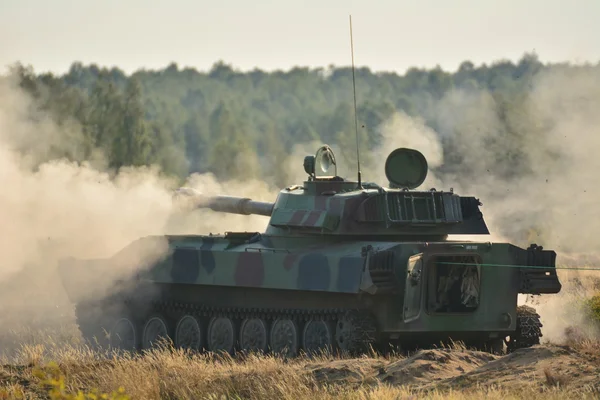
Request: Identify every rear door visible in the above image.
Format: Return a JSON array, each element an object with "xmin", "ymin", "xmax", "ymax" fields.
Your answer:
[{"xmin": 403, "ymin": 253, "xmax": 424, "ymax": 322}]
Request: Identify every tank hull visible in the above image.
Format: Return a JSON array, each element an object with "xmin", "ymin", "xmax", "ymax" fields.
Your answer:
[{"xmin": 59, "ymin": 232, "xmax": 558, "ymax": 355}]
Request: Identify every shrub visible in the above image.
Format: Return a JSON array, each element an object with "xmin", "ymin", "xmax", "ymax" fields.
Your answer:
[
  {"xmin": 33, "ymin": 362, "xmax": 130, "ymax": 400},
  {"xmin": 585, "ymin": 294, "xmax": 600, "ymax": 324}
]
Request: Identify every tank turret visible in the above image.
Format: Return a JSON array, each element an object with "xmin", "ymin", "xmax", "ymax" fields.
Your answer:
[{"xmin": 176, "ymin": 145, "xmax": 489, "ymax": 239}]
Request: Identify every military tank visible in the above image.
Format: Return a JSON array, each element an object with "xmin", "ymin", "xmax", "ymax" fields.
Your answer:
[{"xmin": 58, "ymin": 145, "xmax": 561, "ymax": 356}]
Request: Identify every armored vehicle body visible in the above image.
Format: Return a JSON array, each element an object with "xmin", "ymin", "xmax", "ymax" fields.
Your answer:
[{"xmin": 59, "ymin": 145, "xmax": 561, "ymax": 356}]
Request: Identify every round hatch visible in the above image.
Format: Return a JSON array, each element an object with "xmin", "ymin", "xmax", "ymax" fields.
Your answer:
[{"xmin": 384, "ymin": 148, "xmax": 428, "ymax": 189}]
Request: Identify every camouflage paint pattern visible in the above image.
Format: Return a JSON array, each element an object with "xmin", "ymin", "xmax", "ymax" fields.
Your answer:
[{"xmin": 58, "ymin": 145, "xmax": 562, "ymax": 354}]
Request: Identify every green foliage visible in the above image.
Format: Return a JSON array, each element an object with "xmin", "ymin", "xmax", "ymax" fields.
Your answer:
[
  {"xmin": 585, "ymin": 294, "xmax": 600, "ymax": 323},
  {"xmin": 33, "ymin": 362, "xmax": 130, "ymax": 400},
  {"xmin": 7, "ymin": 52, "xmax": 568, "ymax": 186}
]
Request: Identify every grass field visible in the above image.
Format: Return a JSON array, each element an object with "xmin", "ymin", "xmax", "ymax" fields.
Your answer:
[
  {"xmin": 0, "ymin": 269, "xmax": 597, "ymax": 399},
  {"xmin": 0, "ymin": 324, "xmax": 597, "ymax": 400}
]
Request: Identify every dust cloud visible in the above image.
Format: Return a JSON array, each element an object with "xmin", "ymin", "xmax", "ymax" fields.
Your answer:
[
  {"xmin": 0, "ymin": 74, "xmax": 276, "ymax": 348},
  {"xmin": 531, "ymin": 270, "xmax": 600, "ymax": 344},
  {"xmin": 372, "ymin": 65, "xmax": 600, "ymax": 256},
  {"xmin": 1, "ymin": 61, "xmax": 599, "ymax": 350},
  {"xmin": 373, "ymin": 64, "xmax": 600, "ymax": 343}
]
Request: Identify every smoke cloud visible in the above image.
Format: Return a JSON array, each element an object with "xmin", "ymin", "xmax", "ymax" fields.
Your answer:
[
  {"xmin": 373, "ymin": 64, "xmax": 600, "ymax": 342},
  {"xmin": 531, "ymin": 270, "xmax": 600, "ymax": 344},
  {"xmin": 0, "ymin": 74, "xmax": 277, "ymax": 353},
  {"xmin": 1, "ymin": 62, "xmax": 598, "ymax": 352},
  {"xmin": 373, "ymin": 65, "xmax": 600, "ymax": 256}
]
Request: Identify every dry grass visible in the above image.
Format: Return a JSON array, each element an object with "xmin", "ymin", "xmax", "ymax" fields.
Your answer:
[
  {"xmin": 0, "ymin": 333, "xmax": 596, "ymax": 400},
  {"xmin": 0, "ymin": 272, "xmax": 597, "ymax": 399},
  {"xmin": 543, "ymin": 367, "xmax": 571, "ymax": 388}
]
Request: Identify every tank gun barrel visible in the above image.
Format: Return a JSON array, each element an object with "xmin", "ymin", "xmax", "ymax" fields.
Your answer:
[
  {"xmin": 206, "ymin": 195, "xmax": 274, "ymax": 216},
  {"xmin": 175, "ymin": 187, "xmax": 274, "ymax": 216}
]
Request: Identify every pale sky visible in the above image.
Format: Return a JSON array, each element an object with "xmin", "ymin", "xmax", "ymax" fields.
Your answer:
[{"xmin": 1, "ymin": 0, "xmax": 598, "ymax": 75}]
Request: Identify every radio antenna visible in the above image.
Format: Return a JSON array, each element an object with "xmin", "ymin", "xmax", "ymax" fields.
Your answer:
[{"xmin": 349, "ymin": 15, "xmax": 362, "ymax": 189}]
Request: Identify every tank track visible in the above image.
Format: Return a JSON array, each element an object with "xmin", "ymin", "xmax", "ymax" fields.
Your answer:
[
  {"xmin": 82, "ymin": 298, "xmax": 379, "ymax": 356},
  {"xmin": 505, "ymin": 305, "xmax": 543, "ymax": 353}
]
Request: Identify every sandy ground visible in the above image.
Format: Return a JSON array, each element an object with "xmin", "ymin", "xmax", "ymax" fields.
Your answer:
[{"xmin": 305, "ymin": 343, "xmax": 600, "ymax": 393}]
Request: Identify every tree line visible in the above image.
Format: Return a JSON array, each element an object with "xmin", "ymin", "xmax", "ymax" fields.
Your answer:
[{"xmin": 7, "ymin": 53, "xmax": 591, "ymax": 187}]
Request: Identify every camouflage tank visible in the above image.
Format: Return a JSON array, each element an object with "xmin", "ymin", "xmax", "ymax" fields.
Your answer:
[{"xmin": 58, "ymin": 145, "xmax": 561, "ymax": 356}]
